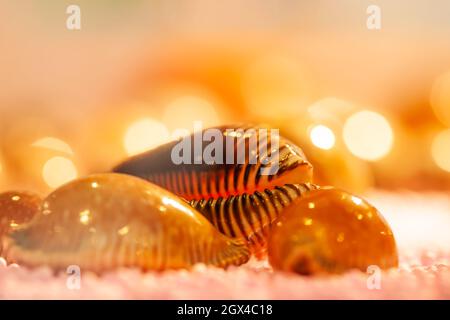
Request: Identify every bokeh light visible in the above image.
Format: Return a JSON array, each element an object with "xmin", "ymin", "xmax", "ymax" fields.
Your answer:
[
  {"xmin": 307, "ymin": 97, "xmax": 356, "ymax": 125},
  {"xmin": 27, "ymin": 136, "xmax": 79, "ymax": 191},
  {"xmin": 32, "ymin": 137, "xmax": 74, "ymax": 155},
  {"xmin": 343, "ymin": 110, "xmax": 394, "ymax": 161},
  {"xmin": 42, "ymin": 156, "xmax": 78, "ymax": 188},
  {"xmin": 162, "ymin": 95, "xmax": 220, "ymax": 132},
  {"xmin": 124, "ymin": 118, "xmax": 170, "ymax": 156},
  {"xmin": 431, "ymin": 129, "xmax": 450, "ymax": 172},
  {"xmin": 430, "ymin": 71, "xmax": 450, "ymax": 126},
  {"xmin": 309, "ymin": 124, "xmax": 336, "ymax": 150}
]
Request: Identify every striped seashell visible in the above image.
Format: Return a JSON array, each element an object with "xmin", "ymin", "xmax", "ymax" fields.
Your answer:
[
  {"xmin": 113, "ymin": 125, "xmax": 314, "ymax": 256},
  {"xmin": 268, "ymin": 188, "xmax": 398, "ymax": 275},
  {"xmin": 113, "ymin": 124, "xmax": 313, "ymax": 201},
  {"xmin": 190, "ymin": 183, "xmax": 319, "ymax": 256},
  {"xmin": 2, "ymin": 174, "xmax": 249, "ymax": 272}
]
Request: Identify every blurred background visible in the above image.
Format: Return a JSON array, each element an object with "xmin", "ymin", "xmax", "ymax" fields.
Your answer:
[{"xmin": 1, "ymin": 0, "xmax": 450, "ymax": 195}]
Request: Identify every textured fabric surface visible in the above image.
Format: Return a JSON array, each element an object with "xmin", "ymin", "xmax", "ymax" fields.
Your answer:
[{"xmin": 1, "ymin": 191, "xmax": 449, "ymax": 299}]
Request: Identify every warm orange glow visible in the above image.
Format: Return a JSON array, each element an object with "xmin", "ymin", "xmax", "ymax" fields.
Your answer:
[
  {"xmin": 32, "ymin": 137, "xmax": 74, "ymax": 155},
  {"xmin": 124, "ymin": 118, "xmax": 170, "ymax": 156},
  {"xmin": 307, "ymin": 97, "xmax": 356, "ymax": 124},
  {"xmin": 309, "ymin": 124, "xmax": 336, "ymax": 150},
  {"xmin": 343, "ymin": 111, "xmax": 393, "ymax": 161},
  {"xmin": 431, "ymin": 129, "xmax": 450, "ymax": 172},
  {"xmin": 163, "ymin": 96, "xmax": 220, "ymax": 132},
  {"xmin": 42, "ymin": 156, "xmax": 78, "ymax": 188},
  {"xmin": 243, "ymin": 55, "xmax": 311, "ymax": 118},
  {"xmin": 430, "ymin": 71, "xmax": 450, "ymax": 126}
]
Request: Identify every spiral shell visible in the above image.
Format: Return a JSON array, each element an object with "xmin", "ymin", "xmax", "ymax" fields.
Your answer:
[
  {"xmin": 268, "ymin": 188, "xmax": 398, "ymax": 275},
  {"xmin": 190, "ymin": 183, "xmax": 319, "ymax": 256},
  {"xmin": 114, "ymin": 125, "xmax": 313, "ymax": 256},
  {"xmin": 114, "ymin": 124, "xmax": 313, "ymax": 200},
  {"xmin": 3, "ymin": 174, "xmax": 249, "ymax": 272}
]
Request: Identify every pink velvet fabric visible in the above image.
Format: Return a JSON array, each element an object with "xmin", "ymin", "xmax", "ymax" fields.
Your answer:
[{"xmin": 1, "ymin": 191, "xmax": 449, "ymax": 299}]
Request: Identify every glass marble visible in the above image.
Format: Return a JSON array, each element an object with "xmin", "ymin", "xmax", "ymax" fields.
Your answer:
[
  {"xmin": 3, "ymin": 173, "xmax": 249, "ymax": 272},
  {"xmin": 268, "ymin": 188, "xmax": 398, "ymax": 275},
  {"xmin": 0, "ymin": 191, "xmax": 41, "ymax": 242}
]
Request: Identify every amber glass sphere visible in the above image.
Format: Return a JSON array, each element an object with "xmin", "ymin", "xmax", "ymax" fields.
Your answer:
[
  {"xmin": 0, "ymin": 191, "xmax": 41, "ymax": 237},
  {"xmin": 0, "ymin": 191, "xmax": 41, "ymax": 256},
  {"xmin": 268, "ymin": 188, "xmax": 398, "ymax": 275}
]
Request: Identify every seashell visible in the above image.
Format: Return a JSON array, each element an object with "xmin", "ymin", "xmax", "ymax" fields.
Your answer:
[
  {"xmin": 190, "ymin": 183, "xmax": 319, "ymax": 256},
  {"xmin": 0, "ymin": 191, "xmax": 41, "ymax": 255},
  {"xmin": 113, "ymin": 124, "xmax": 313, "ymax": 201},
  {"xmin": 268, "ymin": 187, "xmax": 398, "ymax": 275},
  {"xmin": 3, "ymin": 173, "xmax": 249, "ymax": 272},
  {"xmin": 113, "ymin": 124, "xmax": 313, "ymax": 256}
]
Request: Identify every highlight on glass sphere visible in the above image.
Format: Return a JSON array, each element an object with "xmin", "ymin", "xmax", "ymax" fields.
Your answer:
[{"xmin": 268, "ymin": 187, "xmax": 398, "ymax": 275}]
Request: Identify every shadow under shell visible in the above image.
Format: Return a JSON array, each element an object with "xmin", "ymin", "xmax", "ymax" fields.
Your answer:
[{"xmin": 3, "ymin": 173, "xmax": 249, "ymax": 273}]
